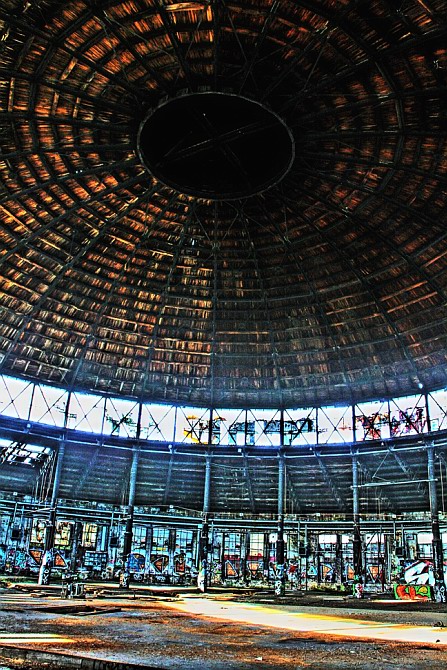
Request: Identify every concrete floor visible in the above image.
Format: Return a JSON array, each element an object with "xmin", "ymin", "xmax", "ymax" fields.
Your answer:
[{"xmin": 0, "ymin": 583, "xmax": 446, "ymax": 669}]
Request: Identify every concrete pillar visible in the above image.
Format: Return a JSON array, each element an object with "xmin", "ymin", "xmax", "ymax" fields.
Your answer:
[
  {"xmin": 275, "ymin": 452, "xmax": 286, "ymax": 596},
  {"xmin": 120, "ymin": 445, "xmax": 140, "ymax": 588},
  {"xmin": 220, "ymin": 531, "xmax": 226, "ymax": 583},
  {"xmin": 427, "ymin": 444, "xmax": 446, "ymax": 602},
  {"xmin": 334, "ymin": 533, "xmax": 343, "ymax": 585},
  {"xmin": 352, "ymin": 453, "xmax": 363, "ymax": 597},
  {"xmin": 38, "ymin": 440, "xmax": 65, "ymax": 585},
  {"xmin": 144, "ymin": 524, "xmax": 153, "ymax": 581},
  {"xmin": 198, "ymin": 454, "xmax": 211, "ymax": 592},
  {"xmin": 263, "ymin": 532, "xmax": 270, "ymax": 582},
  {"xmin": 70, "ymin": 521, "xmax": 83, "ymax": 574},
  {"xmin": 242, "ymin": 530, "xmax": 251, "ymax": 584}
]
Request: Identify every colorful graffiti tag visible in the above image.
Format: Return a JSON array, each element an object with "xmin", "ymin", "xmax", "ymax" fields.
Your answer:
[
  {"xmin": 127, "ymin": 552, "xmax": 145, "ymax": 575},
  {"xmin": 394, "ymin": 583, "xmax": 431, "ymax": 601},
  {"xmin": 4, "ymin": 548, "xmax": 69, "ymax": 574}
]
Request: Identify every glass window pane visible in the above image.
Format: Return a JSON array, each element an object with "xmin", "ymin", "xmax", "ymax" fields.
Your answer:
[
  {"xmin": 214, "ymin": 409, "xmax": 246, "ymax": 446},
  {"xmin": 140, "ymin": 403, "xmax": 176, "ymax": 442},
  {"xmin": 247, "ymin": 409, "xmax": 281, "ymax": 446},
  {"xmin": 318, "ymin": 405, "xmax": 353, "ymax": 444},
  {"xmin": 389, "ymin": 394, "xmax": 427, "ymax": 437},
  {"xmin": 284, "ymin": 408, "xmax": 317, "ymax": 445},
  {"xmin": 29, "ymin": 384, "xmax": 68, "ymax": 427},
  {"xmin": 428, "ymin": 390, "xmax": 447, "ymax": 432},
  {"xmin": 67, "ymin": 392, "xmax": 106, "ymax": 433},
  {"xmin": 0, "ymin": 375, "xmax": 33, "ymax": 420},
  {"xmin": 104, "ymin": 397, "xmax": 139, "ymax": 437},
  {"xmin": 355, "ymin": 400, "xmax": 389, "ymax": 441},
  {"xmin": 175, "ymin": 406, "xmax": 210, "ymax": 444},
  {"xmin": 0, "ymin": 438, "xmax": 50, "ymax": 465}
]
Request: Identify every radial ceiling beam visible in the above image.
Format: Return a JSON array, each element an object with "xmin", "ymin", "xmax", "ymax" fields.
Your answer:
[
  {"xmin": 240, "ymin": 214, "xmax": 285, "ymax": 405},
  {"xmin": 278, "ymin": 188, "xmax": 443, "ymax": 387},
  {"xmin": 285, "ymin": 467, "xmax": 302, "ymax": 514},
  {"xmin": 155, "ymin": 0, "xmax": 196, "ymax": 90},
  {"xmin": 0, "ymin": 10, "xmax": 146, "ymax": 105},
  {"xmin": 97, "ymin": 3, "xmax": 176, "ymax": 97},
  {"xmin": 357, "ymin": 459, "xmax": 399, "ymax": 513},
  {"xmin": 389, "ymin": 446, "xmax": 428, "ymax": 497},
  {"xmin": 311, "ymin": 447, "xmax": 347, "ymax": 512},
  {"xmin": 242, "ymin": 449, "xmax": 256, "ymax": 514},
  {"xmin": 0, "ymin": 185, "xmax": 157, "ymax": 378},
  {"xmin": 237, "ymin": 0, "xmax": 280, "ymax": 95},
  {"xmin": 139, "ymin": 197, "xmax": 194, "ymax": 397},
  {"xmin": 162, "ymin": 447, "xmax": 176, "ymax": 506},
  {"xmin": 71, "ymin": 447, "xmax": 101, "ymax": 498}
]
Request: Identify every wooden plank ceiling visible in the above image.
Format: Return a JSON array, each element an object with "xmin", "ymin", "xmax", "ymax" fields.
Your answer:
[{"xmin": 0, "ymin": 1, "xmax": 445, "ymax": 409}]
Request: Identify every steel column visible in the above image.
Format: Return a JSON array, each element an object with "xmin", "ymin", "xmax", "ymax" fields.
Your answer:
[
  {"xmin": 120, "ymin": 445, "xmax": 140, "ymax": 588},
  {"xmin": 242, "ymin": 530, "xmax": 250, "ymax": 584},
  {"xmin": 38, "ymin": 439, "xmax": 65, "ymax": 585},
  {"xmin": 70, "ymin": 520, "xmax": 83, "ymax": 573},
  {"xmin": 352, "ymin": 452, "xmax": 363, "ymax": 595},
  {"xmin": 427, "ymin": 444, "xmax": 446, "ymax": 602},
  {"xmin": 198, "ymin": 454, "xmax": 211, "ymax": 592},
  {"xmin": 335, "ymin": 533, "xmax": 343, "ymax": 585},
  {"xmin": 275, "ymin": 451, "xmax": 286, "ymax": 595}
]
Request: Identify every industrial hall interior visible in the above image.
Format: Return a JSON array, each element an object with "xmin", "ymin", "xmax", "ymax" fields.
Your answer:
[{"xmin": 0, "ymin": 1, "xmax": 446, "ymax": 669}]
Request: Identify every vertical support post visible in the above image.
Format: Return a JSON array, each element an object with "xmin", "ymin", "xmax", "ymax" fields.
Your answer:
[
  {"xmin": 263, "ymin": 532, "xmax": 270, "ymax": 582},
  {"xmin": 198, "ymin": 453, "xmax": 211, "ymax": 592},
  {"xmin": 243, "ymin": 530, "xmax": 250, "ymax": 584},
  {"xmin": 335, "ymin": 533, "xmax": 343, "ymax": 585},
  {"xmin": 220, "ymin": 532, "xmax": 226, "ymax": 583},
  {"xmin": 275, "ymin": 451, "xmax": 286, "ymax": 596},
  {"xmin": 304, "ymin": 523, "xmax": 308, "ymax": 592},
  {"xmin": 38, "ymin": 439, "xmax": 66, "ymax": 585},
  {"xmin": 382, "ymin": 533, "xmax": 388, "ymax": 592},
  {"xmin": 144, "ymin": 524, "xmax": 153, "ymax": 581},
  {"xmin": 208, "ymin": 408, "xmax": 214, "ymax": 446},
  {"xmin": 352, "ymin": 404, "xmax": 357, "ymax": 444},
  {"xmin": 425, "ymin": 393, "xmax": 432, "ymax": 433},
  {"xmin": 70, "ymin": 521, "xmax": 83, "ymax": 575},
  {"xmin": 297, "ymin": 519, "xmax": 302, "ymax": 589},
  {"xmin": 427, "ymin": 443, "xmax": 446, "ymax": 602},
  {"xmin": 243, "ymin": 410, "xmax": 248, "ymax": 446},
  {"xmin": 387, "ymin": 399, "xmax": 392, "ymax": 436},
  {"xmin": 120, "ymin": 444, "xmax": 140, "ymax": 588},
  {"xmin": 279, "ymin": 409, "xmax": 285, "ymax": 448},
  {"xmin": 352, "ymin": 452, "xmax": 363, "ymax": 597}
]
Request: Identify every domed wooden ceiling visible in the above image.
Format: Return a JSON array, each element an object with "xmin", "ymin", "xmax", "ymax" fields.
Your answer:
[{"xmin": 0, "ymin": 0, "xmax": 446, "ymax": 409}]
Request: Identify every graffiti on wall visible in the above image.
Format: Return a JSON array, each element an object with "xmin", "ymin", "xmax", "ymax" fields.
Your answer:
[
  {"xmin": 247, "ymin": 558, "xmax": 264, "ymax": 580},
  {"xmin": 367, "ymin": 564, "xmax": 384, "ymax": 583},
  {"xmin": 4, "ymin": 548, "xmax": 68, "ymax": 574},
  {"xmin": 223, "ymin": 557, "xmax": 241, "ymax": 579},
  {"xmin": 403, "ymin": 559, "xmax": 447, "ymax": 588},
  {"xmin": 149, "ymin": 553, "xmax": 169, "ymax": 576},
  {"xmin": 175, "ymin": 553, "xmax": 186, "ymax": 574},
  {"xmin": 127, "ymin": 552, "xmax": 145, "ymax": 575},
  {"xmin": 394, "ymin": 583, "xmax": 431, "ymax": 601},
  {"xmin": 404, "ymin": 559, "xmax": 434, "ymax": 585}
]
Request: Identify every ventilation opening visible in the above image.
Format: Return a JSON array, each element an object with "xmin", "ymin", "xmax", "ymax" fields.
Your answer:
[{"xmin": 138, "ymin": 92, "xmax": 294, "ymax": 200}]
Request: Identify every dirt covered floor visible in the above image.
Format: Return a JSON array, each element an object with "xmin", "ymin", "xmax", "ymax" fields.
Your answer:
[{"xmin": 0, "ymin": 584, "xmax": 446, "ymax": 669}]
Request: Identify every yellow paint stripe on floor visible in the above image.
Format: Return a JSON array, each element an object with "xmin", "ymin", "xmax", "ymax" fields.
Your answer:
[{"xmin": 0, "ymin": 633, "xmax": 74, "ymax": 644}]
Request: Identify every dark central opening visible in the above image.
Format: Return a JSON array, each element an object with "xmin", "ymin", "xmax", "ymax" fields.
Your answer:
[{"xmin": 138, "ymin": 92, "xmax": 294, "ymax": 200}]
